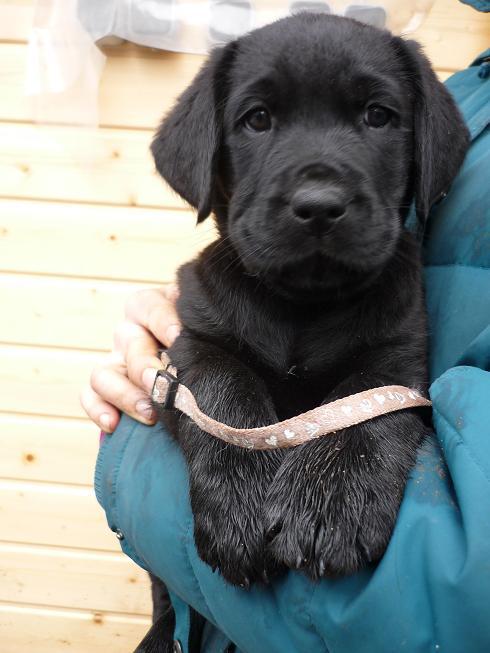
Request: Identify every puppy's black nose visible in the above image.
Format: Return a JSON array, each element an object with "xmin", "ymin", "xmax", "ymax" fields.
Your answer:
[{"xmin": 291, "ymin": 184, "xmax": 346, "ymax": 232}]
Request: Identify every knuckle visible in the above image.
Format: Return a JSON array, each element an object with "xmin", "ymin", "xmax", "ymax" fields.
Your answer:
[
  {"xmin": 117, "ymin": 387, "xmax": 146, "ymax": 417},
  {"xmin": 89, "ymin": 367, "xmax": 102, "ymax": 392},
  {"xmin": 126, "ymin": 351, "xmax": 148, "ymax": 386},
  {"xmin": 89, "ymin": 363, "xmax": 113, "ymax": 394},
  {"xmin": 113, "ymin": 319, "xmax": 128, "ymax": 342},
  {"xmin": 114, "ymin": 319, "xmax": 145, "ymax": 351},
  {"xmin": 162, "ymin": 283, "xmax": 179, "ymax": 301},
  {"xmin": 125, "ymin": 288, "xmax": 154, "ymax": 317},
  {"xmin": 147, "ymin": 298, "xmax": 173, "ymax": 334},
  {"xmin": 147, "ymin": 302, "xmax": 165, "ymax": 330},
  {"xmin": 79, "ymin": 387, "xmax": 90, "ymax": 411},
  {"xmin": 79, "ymin": 387, "xmax": 97, "ymax": 419}
]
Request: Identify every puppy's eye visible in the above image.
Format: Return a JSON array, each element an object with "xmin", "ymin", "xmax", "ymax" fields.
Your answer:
[
  {"xmin": 243, "ymin": 108, "xmax": 272, "ymax": 132},
  {"xmin": 364, "ymin": 105, "xmax": 391, "ymax": 128}
]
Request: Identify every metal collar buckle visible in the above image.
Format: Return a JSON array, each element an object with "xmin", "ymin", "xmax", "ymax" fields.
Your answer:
[{"xmin": 152, "ymin": 368, "xmax": 180, "ymax": 409}]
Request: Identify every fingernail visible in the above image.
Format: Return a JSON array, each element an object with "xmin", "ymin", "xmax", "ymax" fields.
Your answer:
[
  {"xmin": 136, "ymin": 399, "xmax": 155, "ymax": 421},
  {"xmin": 166, "ymin": 324, "xmax": 181, "ymax": 344},
  {"xmin": 100, "ymin": 413, "xmax": 113, "ymax": 432},
  {"xmin": 142, "ymin": 367, "xmax": 158, "ymax": 393}
]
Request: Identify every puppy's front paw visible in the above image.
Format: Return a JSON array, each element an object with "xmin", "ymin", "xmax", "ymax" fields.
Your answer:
[
  {"xmin": 263, "ymin": 429, "xmax": 406, "ymax": 578},
  {"xmin": 193, "ymin": 503, "xmax": 267, "ymax": 587},
  {"xmin": 190, "ymin": 451, "xmax": 281, "ymax": 587}
]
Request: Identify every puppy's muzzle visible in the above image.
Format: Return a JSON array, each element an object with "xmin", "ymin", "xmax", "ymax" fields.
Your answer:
[{"xmin": 291, "ymin": 182, "xmax": 347, "ymax": 235}]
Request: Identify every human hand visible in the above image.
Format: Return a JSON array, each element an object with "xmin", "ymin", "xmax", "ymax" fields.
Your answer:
[{"xmin": 80, "ymin": 285, "xmax": 181, "ymax": 433}]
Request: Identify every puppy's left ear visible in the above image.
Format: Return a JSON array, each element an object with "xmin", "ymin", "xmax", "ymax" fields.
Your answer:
[
  {"xmin": 395, "ymin": 38, "xmax": 470, "ymax": 222},
  {"xmin": 151, "ymin": 43, "xmax": 236, "ymax": 222}
]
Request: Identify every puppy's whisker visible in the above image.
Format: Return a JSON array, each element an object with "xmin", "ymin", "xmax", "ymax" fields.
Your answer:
[
  {"xmin": 239, "ymin": 242, "xmax": 277, "ymax": 273},
  {"xmin": 206, "ymin": 238, "xmax": 236, "ymax": 264},
  {"xmin": 374, "ymin": 206, "xmax": 412, "ymax": 212},
  {"xmin": 220, "ymin": 241, "xmax": 270, "ymax": 275},
  {"xmin": 246, "ymin": 244, "xmax": 281, "ymax": 279},
  {"xmin": 208, "ymin": 249, "xmax": 238, "ymax": 270}
]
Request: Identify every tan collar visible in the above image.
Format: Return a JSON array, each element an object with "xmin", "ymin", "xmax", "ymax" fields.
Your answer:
[{"xmin": 152, "ymin": 355, "xmax": 431, "ymax": 450}]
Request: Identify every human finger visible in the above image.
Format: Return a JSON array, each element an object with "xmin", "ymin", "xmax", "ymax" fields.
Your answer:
[
  {"xmin": 89, "ymin": 362, "xmax": 156, "ymax": 425},
  {"xmin": 114, "ymin": 321, "xmax": 163, "ymax": 391},
  {"xmin": 125, "ymin": 285, "xmax": 181, "ymax": 348},
  {"xmin": 80, "ymin": 384, "xmax": 121, "ymax": 434}
]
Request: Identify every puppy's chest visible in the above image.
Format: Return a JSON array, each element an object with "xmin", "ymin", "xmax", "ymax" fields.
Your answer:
[
  {"xmin": 244, "ymin": 304, "xmax": 357, "ymax": 367},
  {"xmin": 259, "ymin": 361, "xmax": 342, "ymax": 419},
  {"xmin": 239, "ymin": 313, "xmax": 361, "ymax": 406}
]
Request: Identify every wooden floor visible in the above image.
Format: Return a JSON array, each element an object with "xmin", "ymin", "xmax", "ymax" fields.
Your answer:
[{"xmin": 0, "ymin": 1, "xmax": 489, "ymax": 651}]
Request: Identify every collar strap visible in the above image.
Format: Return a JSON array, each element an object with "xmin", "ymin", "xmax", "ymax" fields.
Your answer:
[{"xmin": 152, "ymin": 359, "xmax": 431, "ymax": 450}]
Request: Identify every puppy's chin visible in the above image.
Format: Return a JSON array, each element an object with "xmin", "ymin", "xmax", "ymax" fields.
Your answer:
[{"xmin": 241, "ymin": 252, "xmax": 383, "ymax": 303}]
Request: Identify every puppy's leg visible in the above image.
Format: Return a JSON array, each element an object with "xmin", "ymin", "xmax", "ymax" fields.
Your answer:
[
  {"xmin": 133, "ymin": 575, "xmax": 174, "ymax": 652},
  {"xmin": 149, "ymin": 573, "xmax": 173, "ymax": 623},
  {"xmin": 161, "ymin": 334, "xmax": 283, "ymax": 587},
  {"xmin": 133, "ymin": 613, "xmax": 174, "ymax": 653},
  {"xmin": 264, "ymin": 373, "xmax": 430, "ymax": 578}
]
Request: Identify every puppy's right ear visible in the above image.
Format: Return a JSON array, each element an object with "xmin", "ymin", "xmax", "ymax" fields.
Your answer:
[{"xmin": 151, "ymin": 44, "xmax": 236, "ymax": 222}]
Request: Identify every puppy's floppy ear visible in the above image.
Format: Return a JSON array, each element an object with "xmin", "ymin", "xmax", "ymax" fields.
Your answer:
[
  {"xmin": 151, "ymin": 43, "xmax": 236, "ymax": 222},
  {"xmin": 394, "ymin": 38, "xmax": 470, "ymax": 222}
]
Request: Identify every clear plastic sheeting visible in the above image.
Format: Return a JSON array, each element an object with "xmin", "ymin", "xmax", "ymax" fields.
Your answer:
[
  {"xmin": 76, "ymin": 0, "xmax": 436, "ymax": 53},
  {"xmin": 24, "ymin": 0, "xmax": 435, "ymax": 125},
  {"xmin": 25, "ymin": 0, "xmax": 106, "ymax": 125}
]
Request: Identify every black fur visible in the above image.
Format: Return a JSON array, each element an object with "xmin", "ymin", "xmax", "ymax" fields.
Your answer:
[{"xmin": 150, "ymin": 12, "xmax": 468, "ymax": 597}]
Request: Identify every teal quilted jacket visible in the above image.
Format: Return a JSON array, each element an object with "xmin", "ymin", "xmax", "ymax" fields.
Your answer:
[{"xmin": 95, "ymin": 50, "xmax": 490, "ymax": 653}]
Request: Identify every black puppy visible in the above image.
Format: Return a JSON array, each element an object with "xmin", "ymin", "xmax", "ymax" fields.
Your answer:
[{"xmin": 151, "ymin": 14, "xmax": 468, "ymax": 589}]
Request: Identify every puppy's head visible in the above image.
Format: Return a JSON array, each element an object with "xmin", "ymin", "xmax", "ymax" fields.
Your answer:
[{"xmin": 152, "ymin": 14, "xmax": 469, "ymax": 297}]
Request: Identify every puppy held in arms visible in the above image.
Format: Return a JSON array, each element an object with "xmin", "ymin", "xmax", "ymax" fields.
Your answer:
[{"xmin": 151, "ymin": 14, "xmax": 468, "ymax": 590}]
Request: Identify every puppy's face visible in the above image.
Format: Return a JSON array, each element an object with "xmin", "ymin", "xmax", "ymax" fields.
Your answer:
[
  {"xmin": 152, "ymin": 15, "xmax": 468, "ymax": 298},
  {"xmin": 223, "ymin": 19, "xmax": 413, "ymax": 292}
]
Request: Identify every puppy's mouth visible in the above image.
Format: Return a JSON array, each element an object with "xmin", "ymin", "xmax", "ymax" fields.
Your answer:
[
  {"xmin": 280, "ymin": 255, "xmax": 334, "ymax": 291},
  {"xmin": 239, "ymin": 250, "xmax": 374, "ymax": 302}
]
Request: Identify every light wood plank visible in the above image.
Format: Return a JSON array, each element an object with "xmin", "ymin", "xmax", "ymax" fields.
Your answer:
[
  {"xmin": 0, "ymin": 414, "xmax": 98, "ymax": 485},
  {"xmin": 0, "ymin": 602, "xmax": 150, "ymax": 653},
  {"xmin": 0, "ymin": 199, "xmax": 215, "ymax": 282},
  {"xmin": 0, "ymin": 273, "xmax": 154, "ymax": 351},
  {"xmin": 437, "ymin": 70, "xmax": 455, "ymax": 82},
  {"xmin": 0, "ymin": 479, "xmax": 120, "ymax": 552},
  {"xmin": 0, "ymin": 122, "xmax": 186, "ymax": 209},
  {"xmin": 0, "ymin": 542, "xmax": 152, "ymax": 615},
  {"xmin": 99, "ymin": 48, "xmax": 202, "ymax": 129},
  {"xmin": 0, "ymin": 344, "xmax": 100, "ymax": 418},
  {"xmin": 0, "ymin": 2, "xmax": 34, "ymax": 42},
  {"xmin": 412, "ymin": 0, "xmax": 490, "ymax": 71}
]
